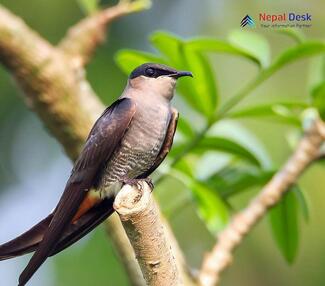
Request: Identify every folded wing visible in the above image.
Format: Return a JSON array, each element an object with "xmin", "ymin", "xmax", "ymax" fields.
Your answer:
[{"xmin": 18, "ymin": 98, "xmax": 136, "ymax": 286}]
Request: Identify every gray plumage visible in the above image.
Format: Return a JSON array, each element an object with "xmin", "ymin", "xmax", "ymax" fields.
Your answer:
[{"xmin": 99, "ymin": 87, "xmax": 172, "ymax": 196}]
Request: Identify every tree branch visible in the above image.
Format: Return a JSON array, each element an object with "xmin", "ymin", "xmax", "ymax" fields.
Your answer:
[
  {"xmin": 58, "ymin": 0, "xmax": 151, "ymax": 67},
  {"xmin": 0, "ymin": 4, "xmax": 102, "ymax": 159},
  {"xmin": 114, "ymin": 181, "xmax": 181, "ymax": 286},
  {"xmin": 198, "ymin": 118, "xmax": 325, "ymax": 286}
]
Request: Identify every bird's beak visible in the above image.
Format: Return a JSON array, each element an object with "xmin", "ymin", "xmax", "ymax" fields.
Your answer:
[{"xmin": 169, "ymin": 71, "xmax": 193, "ymax": 79}]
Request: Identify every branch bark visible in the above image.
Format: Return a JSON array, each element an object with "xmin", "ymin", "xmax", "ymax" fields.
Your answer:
[
  {"xmin": 58, "ymin": 0, "xmax": 151, "ymax": 67},
  {"xmin": 114, "ymin": 181, "xmax": 181, "ymax": 286},
  {"xmin": 0, "ymin": 2, "xmax": 195, "ymax": 285},
  {"xmin": 198, "ymin": 118, "xmax": 325, "ymax": 286},
  {"xmin": 0, "ymin": 4, "xmax": 102, "ymax": 159}
]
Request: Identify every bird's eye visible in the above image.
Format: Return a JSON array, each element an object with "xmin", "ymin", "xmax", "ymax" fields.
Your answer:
[{"xmin": 145, "ymin": 68, "xmax": 155, "ymax": 77}]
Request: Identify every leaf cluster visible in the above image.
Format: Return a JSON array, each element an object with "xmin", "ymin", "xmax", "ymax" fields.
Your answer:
[{"xmin": 115, "ymin": 29, "xmax": 325, "ymax": 263}]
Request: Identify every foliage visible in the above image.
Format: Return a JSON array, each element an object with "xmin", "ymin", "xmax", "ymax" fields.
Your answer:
[
  {"xmin": 309, "ymin": 55, "xmax": 325, "ymax": 120},
  {"xmin": 115, "ymin": 30, "xmax": 325, "ymax": 263}
]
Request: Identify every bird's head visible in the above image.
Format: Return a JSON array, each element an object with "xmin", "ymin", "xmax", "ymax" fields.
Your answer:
[{"xmin": 128, "ymin": 63, "xmax": 192, "ymax": 100}]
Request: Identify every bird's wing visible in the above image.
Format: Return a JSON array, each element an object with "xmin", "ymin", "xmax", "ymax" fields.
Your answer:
[
  {"xmin": 137, "ymin": 107, "xmax": 178, "ymax": 179},
  {"xmin": 18, "ymin": 98, "xmax": 136, "ymax": 286}
]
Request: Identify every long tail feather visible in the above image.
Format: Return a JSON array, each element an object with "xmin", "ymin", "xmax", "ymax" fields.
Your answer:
[
  {"xmin": 0, "ymin": 198, "xmax": 114, "ymax": 261},
  {"xmin": 0, "ymin": 215, "xmax": 53, "ymax": 261}
]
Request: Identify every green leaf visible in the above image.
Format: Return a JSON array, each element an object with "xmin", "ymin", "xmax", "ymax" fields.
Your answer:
[
  {"xmin": 228, "ymin": 30, "xmax": 271, "ymax": 68},
  {"xmin": 171, "ymin": 136, "xmax": 261, "ymax": 166},
  {"xmin": 182, "ymin": 48, "xmax": 218, "ymax": 115},
  {"xmin": 268, "ymin": 42, "xmax": 325, "ymax": 76},
  {"xmin": 186, "ymin": 38, "xmax": 261, "ymax": 65},
  {"xmin": 218, "ymin": 41, "xmax": 325, "ymax": 116},
  {"xmin": 150, "ymin": 32, "xmax": 218, "ymax": 116},
  {"xmin": 269, "ymin": 189, "xmax": 299, "ymax": 264},
  {"xmin": 115, "ymin": 49, "xmax": 165, "ymax": 75},
  {"xmin": 312, "ymin": 82, "xmax": 325, "ymax": 119},
  {"xmin": 196, "ymin": 137, "xmax": 261, "ymax": 166},
  {"xmin": 127, "ymin": 0, "xmax": 152, "ymax": 12},
  {"xmin": 206, "ymin": 166, "xmax": 274, "ymax": 198},
  {"xmin": 276, "ymin": 28, "xmax": 306, "ymax": 44},
  {"xmin": 77, "ymin": 0, "xmax": 99, "ymax": 14},
  {"xmin": 176, "ymin": 71, "xmax": 215, "ymax": 116},
  {"xmin": 293, "ymin": 186, "xmax": 309, "ymax": 222},
  {"xmin": 177, "ymin": 117, "xmax": 196, "ymax": 138},
  {"xmin": 175, "ymin": 52, "xmax": 217, "ymax": 116},
  {"xmin": 191, "ymin": 181, "xmax": 229, "ymax": 234},
  {"xmin": 150, "ymin": 31, "xmax": 184, "ymax": 66},
  {"xmin": 229, "ymin": 102, "xmax": 308, "ymax": 126},
  {"xmin": 309, "ymin": 55, "xmax": 325, "ymax": 90},
  {"xmin": 309, "ymin": 56, "xmax": 325, "ymax": 120},
  {"xmin": 173, "ymin": 158, "xmax": 195, "ymax": 177}
]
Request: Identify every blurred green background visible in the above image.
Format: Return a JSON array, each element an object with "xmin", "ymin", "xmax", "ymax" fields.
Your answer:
[{"xmin": 0, "ymin": 0, "xmax": 324, "ymax": 285}]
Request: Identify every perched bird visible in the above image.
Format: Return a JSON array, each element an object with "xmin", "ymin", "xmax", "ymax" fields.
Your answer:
[{"xmin": 0, "ymin": 63, "xmax": 192, "ymax": 285}]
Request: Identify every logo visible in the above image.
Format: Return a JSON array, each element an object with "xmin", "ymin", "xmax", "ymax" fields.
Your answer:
[
  {"xmin": 259, "ymin": 12, "xmax": 312, "ymax": 28},
  {"xmin": 240, "ymin": 13, "xmax": 312, "ymax": 29},
  {"xmin": 240, "ymin": 15, "xmax": 255, "ymax": 27}
]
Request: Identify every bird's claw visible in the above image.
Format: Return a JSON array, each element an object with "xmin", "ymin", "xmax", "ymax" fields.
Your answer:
[
  {"xmin": 121, "ymin": 177, "xmax": 154, "ymax": 191},
  {"xmin": 143, "ymin": 177, "xmax": 154, "ymax": 190}
]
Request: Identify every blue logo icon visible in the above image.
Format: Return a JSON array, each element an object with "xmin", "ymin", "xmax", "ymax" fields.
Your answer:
[{"xmin": 241, "ymin": 15, "xmax": 255, "ymax": 27}]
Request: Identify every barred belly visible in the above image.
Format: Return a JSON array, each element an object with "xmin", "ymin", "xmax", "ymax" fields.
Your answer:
[{"xmin": 98, "ymin": 102, "xmax": 170, "ymax": 197}]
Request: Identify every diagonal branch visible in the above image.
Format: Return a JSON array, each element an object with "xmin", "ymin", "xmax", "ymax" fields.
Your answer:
[
  {"xmin": 58, "ymin": 0, "xmax": 151, "ymax": 67},
  {"xmin": 0, "ymin": 4, "xmax": 102, "ymax": 159},
  {"xmin": 198, "ymin": 118, "xmax": 325, "ymax": 286}
]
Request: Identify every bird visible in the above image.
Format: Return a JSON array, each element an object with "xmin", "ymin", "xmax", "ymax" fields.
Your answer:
[{"xmin": 0, "ymin": 63, "xmax": 193, "ymax": 285}]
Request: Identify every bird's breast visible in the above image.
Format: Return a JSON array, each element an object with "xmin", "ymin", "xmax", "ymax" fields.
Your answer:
[{"xmin": 98, "ymin": 99, "xmax": 170, "ymax": 196}]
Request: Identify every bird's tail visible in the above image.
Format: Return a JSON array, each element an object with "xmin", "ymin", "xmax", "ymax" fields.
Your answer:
[
  {"xmin": 0, "ymin": 214, "xmax": 53, "ymax": 261},
  {"xmin": 0, "ymin": 197, "xmax": 115, "ymax": 260}
]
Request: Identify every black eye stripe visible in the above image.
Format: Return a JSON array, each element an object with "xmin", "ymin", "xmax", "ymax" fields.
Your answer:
[{"xmin": 158, "ymin": 69, "xmax": 174, "ymax": 76}]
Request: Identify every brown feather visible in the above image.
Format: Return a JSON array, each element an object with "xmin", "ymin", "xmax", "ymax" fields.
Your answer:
[
  {"xmin": 0, "ymin": 197, "xmax": 114, "ymax": 260},
  {"xmin": 0, "ymin": 214, "xmax": 53, "ymax": 261}
]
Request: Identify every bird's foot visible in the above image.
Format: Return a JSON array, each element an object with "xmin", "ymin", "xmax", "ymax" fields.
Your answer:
[
  {"xmin": 121, "ymin": 177, "xmax": 154, "ymax": 191},
  {"xmin": 143, "ymin": 177, "xmax": 154, "ymax": 190}
]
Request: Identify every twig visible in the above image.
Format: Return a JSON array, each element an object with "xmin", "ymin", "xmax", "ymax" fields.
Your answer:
[
  {"xmin": 198, "ymin": 118, "xmax": 325, "ymax": 286},
  {"xmin": 114, "ymin": 181, "xmax": 181, "ymax": 286},
  {"xmin": 59, "ymin": 0, "xmax": 151, "ymax": 67}
]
